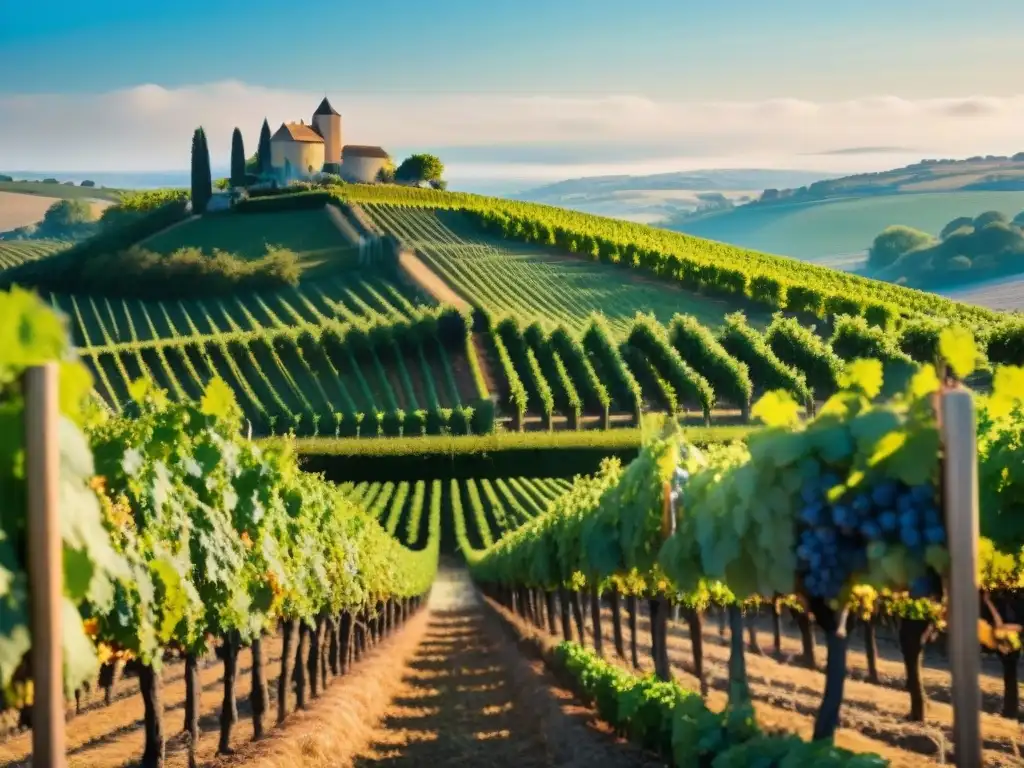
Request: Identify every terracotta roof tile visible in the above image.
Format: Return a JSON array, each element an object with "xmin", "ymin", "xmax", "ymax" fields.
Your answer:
[
  {"xmin": 343, "ymin": 145, "xmax": 389, "ymax": 159},
  {"xmin": 272, "ymin": 122, "xmax": 325, "ymax": 144}
]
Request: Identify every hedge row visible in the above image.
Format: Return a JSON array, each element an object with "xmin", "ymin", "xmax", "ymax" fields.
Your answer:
[
  {"xmin": 829, "ymin": 315, "xmax": 915, "ymax": 367},
  {"xmin": 467, "ymin": 208, "xmax": 906, "ymax": 332},
  {"xmin": 549, "ymin": 326, "xmax": 611, "ymax": 426},
  {"xmin": 489, "ymin": 327, "xmax": 528, "ymax": 429},
  {"xmin": 667, "ymin": 313, "xmax": 753, "ymax": 416},
  {"xmin": 549, "ymin": 641, "xmax": 881, "ymax": 767},
  {"xmin": 582, "ymin": 316, "xmax": 642, "ymax": 419},
  {"xmin": 718, "ymin": 312, "xmax": 812, "ymax": 408},
  {"xmin": 765, "ymin": 313, "xmax": 845, "ymax": 396},
  {"xmin": 626, "ymin": 313, "xmax": 714, "ymax": 423},
  {"xmin": 496, "ymin": 316, "xmax": 555, "ymax": 427},
  {"xmin": 524, "ymin": 322, "xmax": 583, "ymax": 429},
  {"xmin": 232, "ymin": 190, "xmax": 336, "ymax": 213}
]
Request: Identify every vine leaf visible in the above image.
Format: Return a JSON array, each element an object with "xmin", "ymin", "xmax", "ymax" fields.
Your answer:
[
  {"xmin": 750, "ymin": 390, "xmax": 801, "ymax": 427},
  {"xmin": 938, "ymin": 327, "xmax": 977, "ymax": 379},
  {"xmin": 838, "ymin": 359, "xmax": 883, "ymax": 399},
  {"xmin": 989, "ymin": 366, "xmax": 1024, "ymax": 419}
]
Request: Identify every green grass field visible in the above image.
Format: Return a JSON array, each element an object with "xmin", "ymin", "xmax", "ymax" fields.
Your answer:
[
  {"xmin": 143, "ymin": 208, "xmax": 359, "ymax": 271},
  {"xmin": 674, "ymin": 191, "xmax": 1024, "ymax": 263},
  {"xmin": 0, "ymin": 180, "xmax": 123, "ymax": 202},
  {"xmin": 364, "ymin": 204, "xmax": 769, "ymax": 333},
  {"xmin": 0, "ymin": 239, "xmax": 68, "ymax": 271}
]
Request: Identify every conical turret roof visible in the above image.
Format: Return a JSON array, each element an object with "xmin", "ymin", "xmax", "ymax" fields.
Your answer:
[{"xmin": 314, "ymin": 97, "xmax": 340, "ymax": 117}]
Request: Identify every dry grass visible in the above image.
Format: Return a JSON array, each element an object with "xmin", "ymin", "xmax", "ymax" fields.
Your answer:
[{"xmin": 0, "ymin": 191, "xmax": 109, "ymax": 231}]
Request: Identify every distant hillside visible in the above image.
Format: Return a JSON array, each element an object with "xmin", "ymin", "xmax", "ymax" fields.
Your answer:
[
  {"xmin": 510, "ymin": 169, "xmax": 838, "ymax": 224},
  {"xmin": 672, "ymin": 190, "xmax": 1024, "ymax": 266},
  {"xmin": 726, "ymin": 154, "xmax": 1024, "ymax": 210}
]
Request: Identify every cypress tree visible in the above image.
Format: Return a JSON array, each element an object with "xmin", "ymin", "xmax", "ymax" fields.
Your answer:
[
  {"xmin": 190, "ymin": 128, "xmax": 203, "ymax": 209},
  {"xmin": 230, "ymin": 127, "xmax": 246, "ymax": 187},
  {"xmin": 258, "ymin": 118, "xmax": 272, "ymax": 175},
  {"xmin": 193, "ymin": 127, "xmax": 213, "ymax": 212}
]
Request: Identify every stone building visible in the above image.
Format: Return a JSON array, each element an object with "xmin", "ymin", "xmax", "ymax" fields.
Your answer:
[
  {"xmin": 341, "ymin": 145, "xmax": 391, "ymax": 184},
  {"xmin": 268, "ymin": 97, "xmax": 390, "ymax": 183}
]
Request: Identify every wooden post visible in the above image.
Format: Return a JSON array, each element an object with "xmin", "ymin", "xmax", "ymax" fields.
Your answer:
[
  {"xmin": 25, "ymin": 364, "xmax": 66, "ymax": 768},
  {"xmin": 941, "ymin": 387, "xmax": 981, "ymax": 768}
]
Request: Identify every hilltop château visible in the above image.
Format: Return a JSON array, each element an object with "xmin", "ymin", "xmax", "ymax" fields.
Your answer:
[{"xmin": 269, "ymin": 97, "xmax": 390, "ymax": 183}]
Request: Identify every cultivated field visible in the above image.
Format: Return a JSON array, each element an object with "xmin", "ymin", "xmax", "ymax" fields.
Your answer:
[
  {"xmin": 0, "ymin": 239, "xmax": 67, "ymax": 270},
  {"xmin": 0, "ymin": 180, "xmax": 123, "ymax": 202},
  {"xmin": 675, "ymin": 190, "xmax": 1024, "ymax": 262},
  {"xmin": 0, "ymin": 190, "xmax": 112, "ymax": 231},
  {"xmin": 364, "ymin": 203, "xmax": 766, "ymax": 333}
]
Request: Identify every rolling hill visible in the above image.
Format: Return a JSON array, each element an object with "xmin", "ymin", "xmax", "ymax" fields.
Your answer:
[
  {"xmin": 10, "ymin": 182, "xmax": 1018, "ymax": 445},
  {"xmin": 671, "ymin": 190, "xmax": 1024, "ymax": 265}
]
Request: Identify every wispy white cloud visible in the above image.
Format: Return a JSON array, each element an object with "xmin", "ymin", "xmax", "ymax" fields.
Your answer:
[{"xmin": 3, "ymin": 81, "xmax": 1024, "ymax": 185}]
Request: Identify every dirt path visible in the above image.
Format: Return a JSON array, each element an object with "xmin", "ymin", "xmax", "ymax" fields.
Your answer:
[
  {"xmin": 353, "ymin": 570, "xmax": 664, "ymax": 768},
  {"xmin": 324, "ymin": 204, "xmax": 363, "ymax": 246},
  {"xmin": 396, "ymin": 249, "xmax": 470, "ymax": 311}
]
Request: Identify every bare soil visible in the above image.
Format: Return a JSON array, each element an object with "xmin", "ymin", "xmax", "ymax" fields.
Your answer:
[
  {"xmin": 352, "ymin": 568, "xmax": 666, "ymax": 768},
  {"xmin": 396, "ymin": 250, "xmax": 469, "ymax": 311}
]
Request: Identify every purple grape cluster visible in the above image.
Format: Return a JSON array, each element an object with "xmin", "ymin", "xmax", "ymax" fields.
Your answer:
[{"xmin": 796, "ymin": 471, "xmax": 943, "ymax": 600}]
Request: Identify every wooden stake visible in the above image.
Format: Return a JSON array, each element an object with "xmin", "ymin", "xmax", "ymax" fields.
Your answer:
[
  {"xmin": 940, "ymin": 387, "xmax": 981, "ymax": 768},
  {"xmin": 25, "ymin": 364, "xmax": 66, "ymax": 768}
]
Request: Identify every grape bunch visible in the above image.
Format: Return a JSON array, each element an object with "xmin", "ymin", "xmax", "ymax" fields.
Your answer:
[{"xmin": 796, "ymin": 465, "xmax": 944, "ymax": 600}]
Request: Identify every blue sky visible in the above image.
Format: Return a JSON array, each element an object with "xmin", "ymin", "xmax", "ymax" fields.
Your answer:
[
  {"xmin": 4, "ymin": 0, "xmax": 1024, "ymax": 98},
  {"xmin": 3, "ymin": 1, "xmax": 1024, "ymax": 182}
]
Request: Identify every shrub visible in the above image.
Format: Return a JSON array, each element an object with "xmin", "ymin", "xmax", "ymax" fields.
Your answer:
[
  {"xmin": 829, "ymin": 315, "xmax": 914, "ymax": 366},
  {"xmin": 668, "ymin": 313, "xmax": 752, "ymax": 414},
  {"xmin": 233, "ymin": 190, "xmax": 334, "ymax": 213},
  {"xmin": 718, "ymin": 312, "xmax": 811, "ymax": 406},
  {"xmin": 986, "ymin": 321, "xmax": 1024, "ymax": 366},
  {"xmin": 80, "ymin": 180, "xmax": 96, "ymax": 187},
  {"xmin": 764, "ymin": 314, "xmax": 843, "ymax": 396},
  {"xmin": 626, "ymin": 313, "xmax": 714, "ymax": 421},
  {"xmin": 6, "ymin": 243, "xmax": 301, "ymax": 299},
  {"xmin": 868, "ymin": 225, "xmax": 934, "ymax": 270}
]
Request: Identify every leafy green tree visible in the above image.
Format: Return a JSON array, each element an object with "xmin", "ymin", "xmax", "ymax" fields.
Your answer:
[
  {"xmin": 230, "ymin": 127, "xmax": 246, "ymax": 187},
  {"xmin": 867, "ymin": 225, "xmax": 933, "ymax": 270},
  {"xmin": 258, "ymin": 118, "xmax": 273, "ymax": 175},
  {"xmin": 939, "ymin": 216, "xmax": 974, "ymax": 240},
  {"xmin": 1012, "ymin": 210, "xmax": 1024, "ymax": 228},
  {"xmin": 43, "ymin": 199, "xmax": 94, "ymax": 229},
  {"xmin": 974, "ymin": 210, "xmax": 1009, "ymax": 229},
  {"xmin": 395, "ymin": 153, "xmax": 444, "ymax": 184}
]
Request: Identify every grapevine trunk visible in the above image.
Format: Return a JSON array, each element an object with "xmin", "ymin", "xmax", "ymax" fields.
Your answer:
[
  {"xmin": 218, "ymin": 632, "xmax": 239, "ymax": 754},
  {"xmin": 278, "ymin": 618, "xmax": 297, "ymax": 724},
  {"xmin": 140, "ymin": 663, "xmax": 164, "ymax": 768},
  {"xmin": 590, "ymin": 589, "xmax": 604, "ymax": 657},
  {"xmin": 898, "ymin": 617, "xmax": 931, "ymax": 722},
  {"xmin": 609, "ymin": 589, "xmax": 625, "ymax": 660},
  {"xmin": 251, "ymin": 635, "xmax": 269, "ymax": 740}
]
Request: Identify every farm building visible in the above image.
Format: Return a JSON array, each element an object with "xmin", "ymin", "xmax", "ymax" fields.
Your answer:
[
  {"xmin": 341, "ymin": 145, "xmax": 392, "ymax": 184},
  {"xmin": 269, "ymin": 97, "xmax": 391, "ymax": 183}
]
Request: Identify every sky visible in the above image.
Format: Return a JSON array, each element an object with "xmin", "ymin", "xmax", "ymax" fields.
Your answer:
[{"xmin": 3, "ymin": 0, "xmax": 1024, "ymax": 190}]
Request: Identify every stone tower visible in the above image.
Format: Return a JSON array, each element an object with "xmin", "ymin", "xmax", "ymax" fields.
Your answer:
[{"xmin": 312, "ymin": 97, "xmax": 342, "ymax": 167}]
